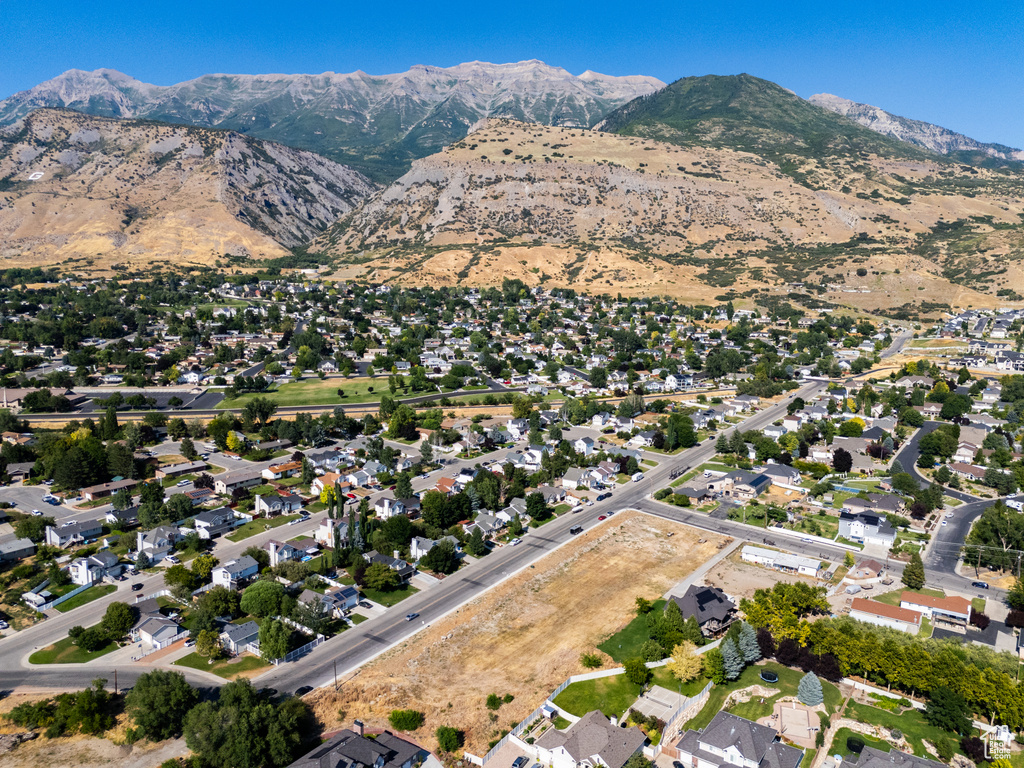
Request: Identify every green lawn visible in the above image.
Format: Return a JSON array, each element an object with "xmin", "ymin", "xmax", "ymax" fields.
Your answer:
[
  {"xmin": 843, "ymin": 701, "xmax": 960, "ymax": 758},
  {"xmin": 218, "ymin": 377, "xmax": 383, "ymax": 409},
  {"xmin": 553, "ymin": 667, "xmax": 708, "ymax": 719},
  {"xmin": 227, "ymin": 514, "xmax": 302, "ymax": 542},
  {"xmin": 54, "ymin": 584, "xmax": 117, "ymax": 613},
  {"xmin": 598, "ymin": 600, "xmax": 666, "ymax": 662},
  {"xmin": 173, "ymin": 651, "xmax": 270, "ymax": 679},
  {"xmin": 873, "ymin": 587, "xmax": 945, "ymax": 607},
  {"xmin": 30, "ymin": 627, "xmax": 117, "ymax": 664},
  {"xmin": 685, "ymin": 663, "xmax": 842, "ymax": 732},
  {"xmin": 351, "ymin": 613, "xmax": 369, "ymax": 625},
  {"xmin": 361, "ymin": 584, "xmax": 418, "ymax": 607}
]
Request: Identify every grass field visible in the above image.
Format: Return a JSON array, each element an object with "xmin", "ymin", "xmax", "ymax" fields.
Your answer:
[
  {"xmin": 218, "ymin": 377, "xmax": 383, "ymax": 409},
  {"xmin": 362, "ymin": 584, "xmax": 419, "ymax": 607},
  {"xmin": 597, "ymin": 599, "xmax": 666, "ymax": 662},
  {"xmin": 685, "ymin": 663, "xmax": 842, "ymax": 732},
  {"xmin": 29, "ymin": 627, "xmax": 117, "ymax": 664},
  {"xmin": 53, "ymin": 584, "xmax": 117, "ymax": 613},
  {"xmin": 829, "ymin": 727, "xmax": 889, "ymax": 758},
  {"xmin": 174, "ymin": 651, "xmax": 270, "ymax": 679},
  {"xmin": 227, "ymin": 514, "xmax": 302, "ymax": 542},
  {"xmin": 305, "ymin": 512, "xmax": 728, "ymax": 756},
  {"xmin": 553, "ymin": 666, "xmax": 708, "ymax": 719}
]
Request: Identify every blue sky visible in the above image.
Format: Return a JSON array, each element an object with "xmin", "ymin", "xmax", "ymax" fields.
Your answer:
[{"xmin": 4, "ymin": 0, "xmax": 1023, "ymax": 147}]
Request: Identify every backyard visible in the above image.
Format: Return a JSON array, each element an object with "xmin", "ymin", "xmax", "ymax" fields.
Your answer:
[
  {"xmin": 29, "ymin": 625, "xmax": 117, "ymax": 664},
  {"xmin": 597, "ymin": 599, "xmax": 667, "ymax": 662},
  {"xmin": 227, "ymin": 513, "xmax": 303, "ymax": 542},
  {"xmin": 53, "ymin": 584, "xmax": 117, "ymax": 613},
  {"xmin": 553, "ymin": 666, "xmax": 709, "ymax": 719}
]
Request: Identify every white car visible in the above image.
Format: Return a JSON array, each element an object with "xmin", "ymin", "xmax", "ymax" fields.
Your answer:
[
  {"xmin": 176, "ymin": 480, "xmax": 190, "ymax": 487},
  {"xmin": 510, "ymin": 538, "xmax": 522, "ymax": 546},
  {"xmin": 165, "ymin": 556, "xmax": 180, "ymax": 565}
]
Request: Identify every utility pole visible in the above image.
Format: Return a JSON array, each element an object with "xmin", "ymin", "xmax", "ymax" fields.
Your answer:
[
  {"xmin": 114, "ymin": 669, "xmax": 118, "ymax": 696},
  {"xmin": 334, "ymin": 660, "xmax": 338, "ymax": 691}
]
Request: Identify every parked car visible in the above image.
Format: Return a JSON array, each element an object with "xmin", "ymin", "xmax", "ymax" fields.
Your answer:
[
  {"xmin": 165, "ymin": 556, "xmax": 180, "ymax": 565},
  {"xmin": 359, "ymin": 601, "xmax": 371, "ymax": 609},
  {"xmin": 972, "ymin": 581, "xmax": 989, "ymax": 590},
  {"xmin": 294, "ymin": 686, "xmax": 314, "ymax": 697},
  {"xmin": 30, "ymin": 509, "xmax": 42, "ymax": 516},
  {"xmin": 513, "ymin": 758, "xmax": 530, "ymax": 768}
]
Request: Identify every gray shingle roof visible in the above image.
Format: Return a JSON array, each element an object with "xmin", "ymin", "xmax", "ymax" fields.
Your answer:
[{"xmin": 535, "ymin": 710, "xmax": 646, "ymax": 768}]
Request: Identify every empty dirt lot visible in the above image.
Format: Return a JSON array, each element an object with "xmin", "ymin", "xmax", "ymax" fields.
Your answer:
[{"xmin": 309, "ymin": 511, "xmax": 729, "ymax": 755}]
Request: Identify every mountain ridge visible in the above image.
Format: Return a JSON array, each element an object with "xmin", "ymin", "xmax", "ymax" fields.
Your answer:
[
  {"xmin": 809, "ymin": 92, "xmax": 1024, "ymax": 164},
  {"xmin": 0, "ymin": 62, "xmax": 666, "ymax": 181},
  {"xmin": 0, "ymin": 107, "xmax": 376, "ymax": 269}
]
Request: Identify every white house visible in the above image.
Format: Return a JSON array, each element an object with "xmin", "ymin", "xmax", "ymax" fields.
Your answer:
[{"xmin": 211, "ymin": 555, "xmax": 260, "ymax": 588}]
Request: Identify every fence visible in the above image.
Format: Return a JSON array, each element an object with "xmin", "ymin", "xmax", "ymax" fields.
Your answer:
[
  {"xmin": 269, "ymin": 634, "xmax": 326, "ymax": 665},
  {"xmin": 132, "ymin": 628, "xmax": 190, "ymax": 660},
  {"xmin": 35, "ymin": 583, "xmax": 92, "ymax": 611},
  {"xmin": 658, "ymin": 680, "xmax": 714, "ymax": 752}
]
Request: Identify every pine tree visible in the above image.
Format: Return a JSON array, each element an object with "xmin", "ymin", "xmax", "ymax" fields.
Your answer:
[
  {"xmin": 730, "ymin": 430, "xmax": 746, "ymax": 455},
  {"xmin": 716, "ymin": 433, "xmax": 730, "ymax": 454},
  {"xmin": 797, "ymin": 672, "xmax": 824, "ymax": 706},
  {"xmin": 902, "ymin": 551, "xmax": 926, "ymax": 590},
  {"xmin": 720, "ymin": 637, "xmax": 744, "ymax": 680},
  {"xmin": 737, "ymin": 621, "xmax": 761, "ymax": 663}
]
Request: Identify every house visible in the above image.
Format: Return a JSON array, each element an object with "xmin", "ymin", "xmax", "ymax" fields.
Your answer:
[
  {"xmin": 211, "ymin": 555, "xmax": 260, "ymax": 588},
  {"xmin": 136, "ymin": 615, "xmax": 184, "ymax": 649},
  {"xmin": 627, "ymin": 430, "xmax": 657, "ymax": 448},
  {"xmin": 741, "ymin": 545, "xmax": 820, "ymax": 577},
  {"xmin": 849, "ymin": 598, "xmax": 922, "ymax": 634},
  {"xmin": 707, "ymin": 470, "xmax": 772, "ymax": 500},
  {"xmin": 299, "ymin": 584, "xmax": 360, "ymax": 618},
  {"xmin": 255, "ymin": 492, "xmax": 303, "ymax": 517},
  {"xmin": 0, "ymin": 537, "xmax": 35, "ymax": 562},
  {"xmin": 155, "ymin": 460, "xmax": 206, "ymax": 480},
  {"xmin": 288, "ymin": 727, "xmax": 426, "ymax": 768},
  {"xmin": 312, "ymin": 472, "xmax": 344, "ymax": 496},
  {"xmin": 7, "ymin": 462, "xmax": 33, "ymax": 482},
  {"xmin": 756, "ymin": 464, "xmax": 801, "ymax": 486},
  {"xmin": 82, "ymin": 478, "xmax": 138, "ymax": 501},
  {"xmin": 850, "ymin": 747, "xmax": 945, "ymax": 768},
  {"xmin": 346, "ymin": 469, "xmax": 372, "ymax": 488},
  {"xmin": 363, "ymin": 550, "xmax": 415, "ymax": 582},
  {"xmin": 848, "ymin": 559, "xmax": 886, "ymax": 580},
  {"xmin": 899, "ymin": 592, "xmax": 972, "ymax": 627},
  {"xmin": 192, "ymin": 507, "xmax": 236, "ymax": 540},
  {"xmin": 535, "ymin": 709, "xmax": 646, "ymax": 768},
  {"xmin": 673, "ymin": 711, "xmax": 803, "ymax": 768},
  {"xmin": 105, "ymin": 506, "xmax": 140, "ymax": 528},
  {"xmin": 315, "ymin": 518, "xmax": 350, "ymax": 548},
  {"xmin": 374, "ymin": 497, "xmax": 407, "ymax": 520},
  {"xmin": 220, "ymin": 620, "xmax": 260, "ymax": 655},
  {"xmin": 305, "ymin": 450, "xmax": 342, "ymax": 471},
  {"xmin": 267, "ymin": 540, "xmax": 301, "ymax": 567},
  {"xmin": 136, "ymin": 525, "xmax": 181, "ymax": 563},
  {"xmin": 837, "ymin": 512, "xmax": 897, "ymax": 549},
  {"xmin": 69, "ymin": 552, "xmax": 123, "ymax": 585},
  {"xmin": 45, "ymin": 519, "xmax": 103, "ymax": 548},
  {"xmin": 466, "ymin": 513, "xmax": 504, "ymax": 537},
  {"xmin": 668, "ymin": 584, "xmax": 736, "ymax": 637},
  {"xmin": 262, "ymin": 461, "xmax": 302, "ymax": 481},
  {"xmin": 574, "ymin": 437, "xmax": 595, "ymax": 456},
  {"xmin": 185, "ymin": 487, "xmax": 216, "ymax": 505},
  {"xmin": 214, "ymin": 468, "xmax": 264, "ymax": 496},
  {"xmin": 410, "ymin": 535, "xmax": 462, "ymax": 561}
]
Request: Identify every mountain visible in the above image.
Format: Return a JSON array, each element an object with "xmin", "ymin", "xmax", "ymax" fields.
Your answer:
[
  {"xmin": 596, "ymin": 73, "xmax": 926, "ymax": 162},
  {"xmin": 318, "ymin": 118, "xmax": 1024, "ymax": 311},
  {"xmin": 0, "ymin": 62, "xmax": 665, "ymax": 182},
  {"xmin": 0, "ymin": 108, "xmax": 375, "ymax": 270},
  {"xmin": 809, "ymin": 93, "xmax": 1024, "ymax": 165}
]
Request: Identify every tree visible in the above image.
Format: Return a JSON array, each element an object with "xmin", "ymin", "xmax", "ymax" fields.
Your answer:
[
  {"xmin": 737, "ymin": 621, "xmax": 761, "ymax": 663},
  {"xmin": 125, "ymin": 670, "xmax": 199, "ymax": 740},
  {"xmin": 525, "ymin": 492, "xmax": 549, "ymax": 521},
  {"xmin": 667, "ymin": 641, "xmax": 702, "ymax": 682},
  {"xmin": 112, "ymin": 487, "xmax": 133, "ymax": 511},
  {"xmin": 180, "ymin": 436, "xmax": 197, "ymax": 460},
  {"xmin": 721, "ymin": 637, "xmax": 744, "ymax": 680},
  {"xmin": 797, "ymin": 672, "xmax": 824, "ymax": 706},
  {"xmin": 1008, "ymin": 577, "xmax": 1024, "ymax": 611},
  {"xmin": 623, "ymin": 657, "xmax": 651, "ymax": 686},
  {"xmin": 389, "ymin": 709, "xmax": 425, "ymax": 731},
  {"xmin": 436, "ymin": 726, "xmax": 463, "ymax": 752},
  {"xmin": 294, "ymin": 595, "xmax": 328, "ymax": 635},
  {"xmin": 195, "ymin": 629, "xmax": 222, "ymax": 659},
  {"xmin": 832, "ymin": 447, "xmax": 853, "ymax": 473},
  {"xmin": 924, "ymin": 685, "xmax": 972, "ymax": 735},
  {"xmin": 258, "ymin": 618, "xmax": 290, "ymax": 661},
  {"xmin": 240, "ymin": 580, "xmax": 285, "ymax": 617},
  {"xmin": 242, "ymin": 545, "xmax": 271, "ymax": 572},
  {"xmin": 902, "ymin": 551, "xmax": 926, "ymax": 590},
  {"xmin": 701, "ymin": 647, "xmax": 726, "ymax": 684},
  {"xmin": 844, "ymin": 551, "xmax": 856, "ymax": 568},
  {"xmin": 466, "ymin": 527, "xmax": 488, "ymax": 557},
  {"xmin": 395, "ymin": 473, "xmax": 414, "ymax": 499},
  {"xmin": 100, "ymin": 602, "xmax": 136, "ymax": 638},
  {"xmin": 363, "ymin": 562, "xmax": 400, "ymax": 592},
  {"xmin": 164, "ymin": 564, "xmax": 199, "ymax": 593},
  {"xmin": 420, "ymin": 540, "xmax": 459, "ymax": 575},
  {"xmin": 191, "ymin": 554, "xmax": 219, "ymax": 582}
]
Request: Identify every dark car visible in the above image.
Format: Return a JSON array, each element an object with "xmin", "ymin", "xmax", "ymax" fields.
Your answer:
[
  {"xmin": 760, "ymin": 670, "xmax": 779, "ymax": 684},
  {"xmin": 972, "ymin": 581, "xmax": 989, "ymax": 590},
  {"xmin": 513, "ymin": 758, "xmax": 530, "ymax": 768},
  {"xmin": 294, "ymin": 686, "xmax": 314, "ymax": 697},
  {"xmin": 131, "ymin": 583, "xmax": 144, "ymax": 592}
]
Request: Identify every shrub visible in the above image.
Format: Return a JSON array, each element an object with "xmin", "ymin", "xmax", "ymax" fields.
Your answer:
[
  {"xmin": 388, "ymin": 709, "xmax": 425, "ymax": 731},
  {"xmin": 935, "ymin": 737, "xmax": 954, "ymax": 762},
  {"xmin": 580, "ymin": 653, "xmax": 603, "ymax": 669},
  {"xmin": 486, "ymin": 693, "xmax": 502, "ymax": 710},
  {"xmin": 436, "ymin": 725, "xmax": 463, "ymax": 752},
  {"xmin": 960, "ymin": 737, "xmax": 986, "ymax": 762},
  {"xmin": 969, "ymin": 612, "xmax": 990, "ymax": 630}
]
